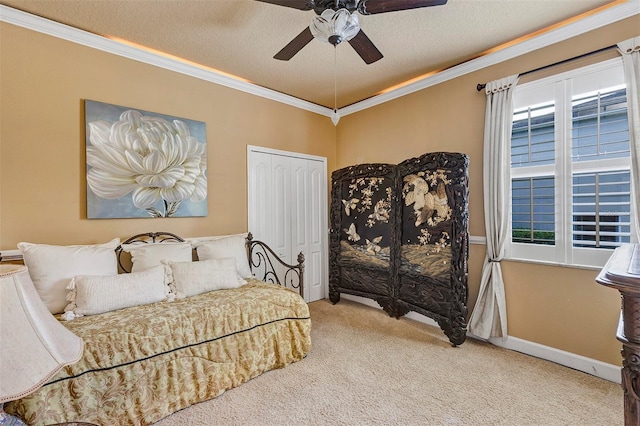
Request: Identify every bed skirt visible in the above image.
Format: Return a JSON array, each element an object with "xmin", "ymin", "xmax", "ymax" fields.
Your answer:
[{"xmin": 6, "ymin": 280, "xmax": 311, "ymax": 425}]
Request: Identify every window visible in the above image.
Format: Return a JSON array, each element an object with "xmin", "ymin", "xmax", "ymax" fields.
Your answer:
[
  {"xmin": 511, "ymin": 177, "xmax": 555, "ymax": 245},
  {"xmin": 508, "ymin": 59, "xmax": 635, "ymax": 267}
]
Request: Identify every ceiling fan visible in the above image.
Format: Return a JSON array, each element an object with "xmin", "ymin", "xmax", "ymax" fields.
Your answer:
[{"xmin": 257, "ymin": 0, "xmax": 447, "ymax": 64}]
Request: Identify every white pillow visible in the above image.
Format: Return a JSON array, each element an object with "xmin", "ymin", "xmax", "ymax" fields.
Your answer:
[
  {"xmin": 164, "ymin": 258, "xmax": 246, "ymax": 299},
  {"xmin": 63, "ymin": 265, "xmax": 170, "ymax": 319},
  {"xmin": 194, "ymin": 235, "xmax": 252, "ymax": 278},
  {"xmin": 121, "ymin": 242, "xmax": 193, "ymax": 273},
  {"xmin": 18, "ymin": 238, "xmax": 120, "ymax": 314},
  {"xmin": 188, "ymin": 232, "xmax": 248, "ymax": 244}
]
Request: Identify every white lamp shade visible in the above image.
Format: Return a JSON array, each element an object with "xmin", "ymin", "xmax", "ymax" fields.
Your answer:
[{"xmin": 0, "ymin": 265, "xmax": 83, "ymax": 402}]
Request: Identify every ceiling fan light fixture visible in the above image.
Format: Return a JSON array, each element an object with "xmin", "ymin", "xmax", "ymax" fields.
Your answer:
[{"xmin": 310, "ymin": 8, "xmax": 360, "ymax": 46}]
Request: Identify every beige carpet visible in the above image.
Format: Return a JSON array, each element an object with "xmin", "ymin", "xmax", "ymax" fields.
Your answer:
[{"xmin": 155, "ymin": 298, "xmax": 622, "ymax": 426}]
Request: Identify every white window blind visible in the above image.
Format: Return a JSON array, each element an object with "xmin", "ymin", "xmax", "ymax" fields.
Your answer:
[{"xmin": 508, "ymin": 58, "xmax": 635, "ymax": 268}]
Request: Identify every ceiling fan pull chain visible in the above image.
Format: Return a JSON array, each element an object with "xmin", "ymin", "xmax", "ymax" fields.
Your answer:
[
  {"xmin": 334, "ymin": 46, "xmax": 337, "ymax": 112},
  {"xmin": 331, "ymin": 46, "xmax": 340, "ymax": 126}
]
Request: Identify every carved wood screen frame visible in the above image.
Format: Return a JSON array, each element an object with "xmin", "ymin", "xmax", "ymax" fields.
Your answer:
[{"xmin": 329, "ymin": 152, "xmax": 469, "ymax": 346}]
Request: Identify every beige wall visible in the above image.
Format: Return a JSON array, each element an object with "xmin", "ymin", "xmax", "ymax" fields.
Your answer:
[
  {"xmin": 336, "ymin": 16, "xmax": 639, "ymax": 366},
  {"xmin": 0, "ymin": 23, "xmax": 336, "ymax": 247},
  {"xmin": 2, "ymin": 15, "xmax": 638, "ymax": 367}
]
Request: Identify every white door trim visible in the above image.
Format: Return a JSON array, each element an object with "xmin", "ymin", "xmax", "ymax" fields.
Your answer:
[{"xmin": 247, "ymin": 145, "xmax": 328, "ymax": 163}]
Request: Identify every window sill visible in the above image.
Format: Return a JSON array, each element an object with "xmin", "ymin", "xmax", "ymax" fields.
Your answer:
[{"xmin": 503, "ymin": 256, "xmax": 602, "ymax": 271}]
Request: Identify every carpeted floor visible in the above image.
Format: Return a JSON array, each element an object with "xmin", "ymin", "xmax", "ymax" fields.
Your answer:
[{"xmin": 155, "ymin": 298, "xmax": 622, "ymax": 425}]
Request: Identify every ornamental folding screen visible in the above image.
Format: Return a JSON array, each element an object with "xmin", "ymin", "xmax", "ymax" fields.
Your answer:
[{"xmin": 329, "ymin": 151, "xmax": 469, "ymax": 346}]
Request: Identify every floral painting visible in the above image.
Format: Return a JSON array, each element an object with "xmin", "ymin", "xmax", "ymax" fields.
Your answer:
[{"xmin": 85, "ymin": 100, "xmax": 207, "ymax": 219}]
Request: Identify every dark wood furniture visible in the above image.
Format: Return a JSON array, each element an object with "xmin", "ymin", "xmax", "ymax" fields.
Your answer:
[
  {"xmin": 596, "ymin": 244, "xmax": 640, "ymax": 426},
  {"xmin": 329, "ymin": 152, "xmax": 469, "ymax": 345}
]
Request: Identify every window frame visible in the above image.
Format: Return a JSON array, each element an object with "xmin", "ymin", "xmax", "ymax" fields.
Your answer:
[{"xmin": 506, "ymin": 58, "xmax": 636, "ymax": 268}]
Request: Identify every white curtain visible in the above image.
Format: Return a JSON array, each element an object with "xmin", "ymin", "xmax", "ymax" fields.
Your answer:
[
  {"xmin": 469, "ymin": 74, "xmax": 519, "ymax": 340},
  {"xmin": 617, "ymin": 36, "xmax": 640, "ymax": 241}
]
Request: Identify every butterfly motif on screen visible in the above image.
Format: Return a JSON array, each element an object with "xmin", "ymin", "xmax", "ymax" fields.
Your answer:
[
  {"xmin": 342, "ymin": 198, "xmax": 359, "ymax": 216},
  {"xmin": 365, "ymin": 236, "xmax": 383, "ymax": 255},
  {"xmin": 368, "ymin": 201, "xmax": 389, "ymax": 222},
  {"xmin": 344, "ymin": 223, "xmax": 360, "ymax": 242}
]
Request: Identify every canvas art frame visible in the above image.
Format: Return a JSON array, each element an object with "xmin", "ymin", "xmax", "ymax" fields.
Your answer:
[{"xmin": 85, "ymin": 100, "xmax": 207, "ymax": 219}]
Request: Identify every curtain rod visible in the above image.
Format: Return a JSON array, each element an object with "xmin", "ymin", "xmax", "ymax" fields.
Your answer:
[{"xmin": 475, "ymin": 44, "xmax": 617, "ymax": 92}]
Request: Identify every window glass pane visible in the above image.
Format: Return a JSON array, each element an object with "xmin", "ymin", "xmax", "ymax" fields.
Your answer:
[
  {"xmin": 511, "ymin": 177, "xmax": 555, "ymax": 245},
  {"xmin": 572, "ymin": 170, "xmax": 631, "ymax": 249},
  {"xmin": 572, "ymin": 88, "xmax": 630, "ymax": 162},
  {"xmin": 511, "ymin": 103, "xmax": 555, "ymax": 167}
]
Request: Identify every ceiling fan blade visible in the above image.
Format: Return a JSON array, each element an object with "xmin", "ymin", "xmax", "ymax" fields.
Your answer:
[
  {"xmin": 274, "ymin": 27, "xmax": 315, "ymax": 61},
  {"xmin": 255, "ymin": 0, "xmax": 312, "ymax": 10},
  {"xmin": 348, "ymin": 30, "xmax": 383, "ymax": 64},
  {"xmin": 358, "ymin": 0, "xmax": 447, "ymax": 15}
]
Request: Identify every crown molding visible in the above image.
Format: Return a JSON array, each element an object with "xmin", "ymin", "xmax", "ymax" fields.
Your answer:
[
  {"xmin": 340, "ymin": 0, "xmax": 640, "ymax": 117},
  {"xmin": 1, "ymin": 2, "xmax": 638, "ymax": 120},
  {"xmin": 0, "ymin": 5, "xmax": 334, "ymax": 118}
]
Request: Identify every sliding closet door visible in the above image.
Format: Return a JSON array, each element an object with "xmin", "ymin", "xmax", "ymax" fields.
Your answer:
[{"xmin": 248, "ymin": 146, "xmax": 328, "ymax": 302}]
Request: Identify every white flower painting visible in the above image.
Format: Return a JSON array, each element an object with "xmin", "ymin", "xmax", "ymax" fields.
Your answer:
[{"xmin": 85, "ymin": 100, "xmax": 207, "ymax": 218}]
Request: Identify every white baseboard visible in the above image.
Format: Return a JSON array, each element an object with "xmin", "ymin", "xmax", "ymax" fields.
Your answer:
[
  {"xmin": 483, "ymin": 334, "xmax": 622, "ymax": 384},
  {"xmin": 341, "ymin": 294, "xmax": 621, "ymax": 383}
]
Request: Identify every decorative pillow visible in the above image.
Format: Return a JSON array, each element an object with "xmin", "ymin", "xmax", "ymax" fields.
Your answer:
[
  {"xmin": 18, "ymin": 238, "xmax": 120, "ymax": 314},
  {"xmin": 121, "ymin": 242, "xmax": 193, "ymax": 273},
  {"xmin": 62, "ymin": 265, "xmax": 170, "ymax": 320},
  {"xmin": 164, "ymin": 258, "xmax": 247, "ymax": 299},
  {"xmin": 194, "ymin": 235, "xmax": 252, "ymax": 278},
  {"xmin": 63, "ymin": 265, "xmax": 172, "ymax": 320},
  {"xmin": 188, "ymin": 232, "xmax": 249, "ymax": 245}
]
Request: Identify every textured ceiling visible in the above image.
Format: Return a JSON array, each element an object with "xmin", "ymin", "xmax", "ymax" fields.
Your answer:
[{"xmin": 0, "ymin": 0, "xmax": 625, "ymax": 108}]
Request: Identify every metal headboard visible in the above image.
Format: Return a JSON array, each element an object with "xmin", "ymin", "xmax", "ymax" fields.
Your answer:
[
  {"xmin": 114, "ymin": 231, "xmax": 304, "ymax": 297},
  {"xmin": 246, "ymin": 233, "xmax": 304, "ymax": 299},
  {"xmin": 115, "ymin": 232, "xmax": 186, "ymax": 273}
]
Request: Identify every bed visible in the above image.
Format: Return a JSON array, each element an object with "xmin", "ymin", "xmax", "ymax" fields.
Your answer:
[{"xmin": 2, "ymin": 232, "xmax": 311, "ymax": 425}]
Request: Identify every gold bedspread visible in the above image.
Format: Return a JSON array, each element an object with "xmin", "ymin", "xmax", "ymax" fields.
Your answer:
[{"xmin": 6, "ymin": 280, "xmax": 311, "ymax": 425}]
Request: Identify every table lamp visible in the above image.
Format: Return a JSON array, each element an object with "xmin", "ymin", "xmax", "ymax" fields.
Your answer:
[{"xmin": 0, "ymin": 264, "xmax": 84, "ymax": 425}]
